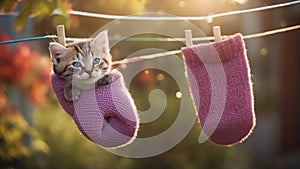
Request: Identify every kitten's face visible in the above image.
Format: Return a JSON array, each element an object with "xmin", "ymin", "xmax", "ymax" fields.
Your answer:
[{"xmin": 49, "ymin": 30, "xmax": 111, "ymax": 84}]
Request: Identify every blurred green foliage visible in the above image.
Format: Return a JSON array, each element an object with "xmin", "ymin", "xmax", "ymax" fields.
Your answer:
[
  {"xmin": 0, "ymin": 0, "xmax": 70, "ymax": 31},
  {"xmin": 0, "ymin": 90, "xmax": 49, "ymax": 169}
]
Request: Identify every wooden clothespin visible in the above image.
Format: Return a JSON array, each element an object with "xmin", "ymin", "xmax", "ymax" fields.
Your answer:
[
  {"xmin": 57, "ymin": 25, "xmax": 66, "ymax": 46},
  {"xmin": 185, "ymin": 30, "xmax": 193, "ymax": 47},
  {"xmin": 213, "ymin": 26, "xmax": 222, "ymax": 42}
]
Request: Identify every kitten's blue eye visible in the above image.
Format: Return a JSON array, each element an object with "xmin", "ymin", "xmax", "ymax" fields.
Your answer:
[
  {"xmin": 93, "ymin": 58, "xmax": 101, "ymax": 65},
  {"xmin": 72, "ymin": 61, "xmax": 82, "ymax": 68}
]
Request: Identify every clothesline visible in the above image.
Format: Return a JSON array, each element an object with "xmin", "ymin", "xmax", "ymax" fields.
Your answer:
[
  {"xmin": 0, "ymin": 24, "xmax": 299, "ymax": 45},
  {"xmin": 4, "ymin": 0, "xmax": 299, "ymax": 21},
  {"xmin": 1, "ymin": 24, "xmax": 300, "ymax": 65},
  {"xmin": 0, "ymin": 1, "xmax": 299, "ymax": 66},
  {"xmin": 67, "ymin": 0, "xmax": 300, "ymax": 21},
  {"xmin": 0, "ymin": 0, "xmax": 299, "ymax": 45},
  {"xmin": 111, "ymin": 25, "xmax": 300, "ymax": 65}
]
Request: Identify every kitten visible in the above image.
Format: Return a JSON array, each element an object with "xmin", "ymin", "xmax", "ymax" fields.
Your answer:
[{"xmin": 49, "ymin": 30, "xmax": 114, "ymax": 102}]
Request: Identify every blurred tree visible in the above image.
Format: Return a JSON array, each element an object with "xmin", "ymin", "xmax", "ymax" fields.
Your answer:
[
  {"xmin": 36, "ymin": 0, "xmax": 148, "ymax": 37},
  {"xmin": 0, "ymin": 0, "xmax": 70, "ymax": 31},
  {"xmin": 0, "ymin": 31, "xmax": 51, "ymax": 106},
  {"xmin": 0, "ymin": 89, "xmax": 49, "ymax": 169}
]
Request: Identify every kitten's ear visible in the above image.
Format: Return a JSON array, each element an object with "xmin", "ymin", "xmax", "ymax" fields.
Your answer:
[
  {"xmin": 92, "ymin": 30, "xmax": 110, "ymax": 54},
  {"xmin": 49, "ymin": 42, "xmax": 67, "ymax": 65}
]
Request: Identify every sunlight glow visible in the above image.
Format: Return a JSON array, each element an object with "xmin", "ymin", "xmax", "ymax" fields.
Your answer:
[
  {"xmin": 175, "ymin": 91, "xmax": 182, "ymax": 99},
  {"xmin": 233, "ymin": 0, "xmax": 247, "ymax": 5},
  {"xmin": 157, "ymin": 73, "xmax": 164, "ymax": 81},
  {"xmin": 178, "ymin": 1, "xmax": 186, "ymax": 8},
  {"xmin": 260, "ymin": 47, "xmax": 268, "ymax": 56},
  {"xmin": 120, "ymin": 64, "xmax": 127, "ymax": 69},
  {"xmin": 206, "ymin": 15, "xmax": 213, "ymax": 23},
  {"xmin": 144, "ymin": 70, "xmax": 150, "ymax": 75}
]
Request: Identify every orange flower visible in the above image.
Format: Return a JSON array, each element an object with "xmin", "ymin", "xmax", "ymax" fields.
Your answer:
[
  {"xmin": 29, "ymin": 81, "xmax": 49, "ymax": 105},
  {"xmin": 0, "ymin": 31, "xmax": 51, "ymax": 106}
]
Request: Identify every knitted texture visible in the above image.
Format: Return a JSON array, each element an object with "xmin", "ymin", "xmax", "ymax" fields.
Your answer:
[
  {"xmin": 181, "ymin": 34, "xmax": 255, "ymax": 146},
  {"xmin": 51, "ymin": 69, "xmax": 139, "ymax": 148}
]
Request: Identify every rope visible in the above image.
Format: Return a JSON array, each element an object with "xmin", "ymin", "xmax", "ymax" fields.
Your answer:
[
  {"xmin": 68, "ymin": 1, "xmax": 300, "ymax": 21},
  {"xmin": 111, "ymin": 25, "xmax": 300, "ymax": 65},
  {"xmin": 0, "ymin": 24, "xmax": 299, "ymax": 45}
]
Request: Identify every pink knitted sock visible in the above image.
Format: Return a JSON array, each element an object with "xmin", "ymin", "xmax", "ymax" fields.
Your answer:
[
  {"xmin": 181, "ymin": 34, "xmax": 255, "ymax": 146},
  {"xmin": 51, "ymin": 69, "xmax": 139, "ymax": 148}
]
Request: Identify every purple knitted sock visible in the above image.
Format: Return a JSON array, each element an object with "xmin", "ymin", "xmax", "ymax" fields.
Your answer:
[
  {"xmin": 51, "ymin": 69, "xmax": 139, "ymax": 148},
  {"xmin": 181, "ymin": 34, "xmax": 255, "ymax": 146}
]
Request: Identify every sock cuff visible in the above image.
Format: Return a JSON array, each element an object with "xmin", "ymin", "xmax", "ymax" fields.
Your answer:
[
  {"xmin": 182, "ymin": 33, "xmax": 245, "ymax": 65},
  {"xmin": 50, "ymin": 69, "xmax": 129, "ymax": 118}
]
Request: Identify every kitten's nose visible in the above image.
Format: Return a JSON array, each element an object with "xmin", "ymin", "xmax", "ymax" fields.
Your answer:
[{"xmin": 85, "ymin": 69, "xmax": 93, "ymax": 75}]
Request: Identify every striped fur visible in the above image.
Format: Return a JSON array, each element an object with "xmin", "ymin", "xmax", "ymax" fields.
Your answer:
[{"xmin": 49, "ymin": 30, "xmax": 112, "ymax": 101}]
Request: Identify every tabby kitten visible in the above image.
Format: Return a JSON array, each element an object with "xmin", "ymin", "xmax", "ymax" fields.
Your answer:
[{"xmin": 49, "ymin": 30, "xmax": 113, "ymax": 102}]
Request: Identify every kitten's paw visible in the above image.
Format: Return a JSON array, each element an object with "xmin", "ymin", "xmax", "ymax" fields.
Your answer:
[
  {"xmin": 64, "ymin": 88, "xmax": 73, "ymax": 102},
  {"xmin": 98, "ymin": 73, "xmax": 115, "ymax": 86},
  {"xmin": 64, "ymin": 85, "xmax": 81, "ymax": 102},
  {"xmin": 71, "ymin": 88, "xmax": 81, "ymax": 102}
]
